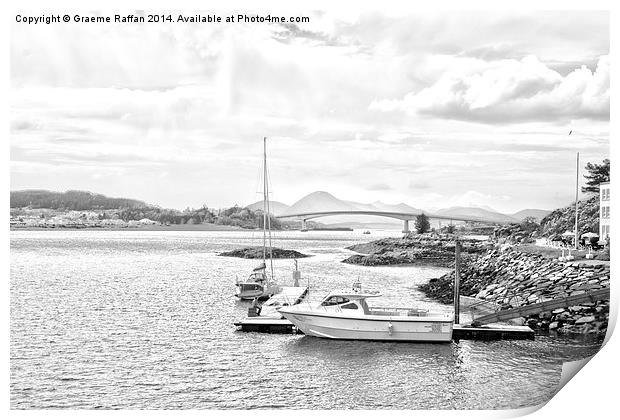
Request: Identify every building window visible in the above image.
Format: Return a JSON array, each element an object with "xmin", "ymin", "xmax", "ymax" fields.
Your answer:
[
  {"xmin": 601, "ymin": 206, "xmax": 610, "ymax": 219},
  {"xmin": 601, "ymin": 188, "xmax": 610, "ymax": 201}
]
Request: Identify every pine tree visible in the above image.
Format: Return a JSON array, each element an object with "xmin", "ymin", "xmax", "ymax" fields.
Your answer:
[
  {"xmin": 415, "ymin": 213, "xmax": 431, "ymax": 234},
  {"xmin": 582, "ymin": 159, "xmax": 610, "ymax": 194}
]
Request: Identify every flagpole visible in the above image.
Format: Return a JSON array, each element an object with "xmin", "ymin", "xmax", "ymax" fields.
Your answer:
[{"xmin": 574, "ymin": 151, "xmax": 579, "ymax": 250}]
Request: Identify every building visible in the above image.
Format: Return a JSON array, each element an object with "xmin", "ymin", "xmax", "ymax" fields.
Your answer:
[{"xmin": 599, "ymin": 181, "xmax": 610, "ymax": 244}]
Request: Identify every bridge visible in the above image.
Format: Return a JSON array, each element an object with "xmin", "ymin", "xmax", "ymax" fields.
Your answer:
[{"xmin": 276, "ymin": 210, "xmax": 502, "ymax": 233}]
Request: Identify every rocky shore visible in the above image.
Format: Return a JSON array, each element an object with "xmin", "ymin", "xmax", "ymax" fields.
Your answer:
[
  {"xmin": 218, "ymin": 247, "xmax": 310, "ymax": 259},
  {"xmin": 342, "ymin": 234, "xmax": 490, "ymax": 267},
  {"xmin": 419, "ymin": 249, "xmax": 610, "ymax": 335}
]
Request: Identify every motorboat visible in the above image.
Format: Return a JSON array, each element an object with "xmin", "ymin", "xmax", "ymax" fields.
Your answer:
[
  {"xmin": 278, "ymin": 281, "xmax": 453, "ymax": 342},
  {"xmin": 247, "ymin": 286, "xmax": 309, "ymax": 319}
]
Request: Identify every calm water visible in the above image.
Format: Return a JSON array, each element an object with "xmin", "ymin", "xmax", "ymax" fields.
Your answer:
[{"xmin": 10, "ymin": 230, "xmax": 603, "ymax": 409}]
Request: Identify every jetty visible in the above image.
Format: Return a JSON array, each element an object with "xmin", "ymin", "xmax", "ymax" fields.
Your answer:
[{"xmin": 234, "ymin": 318, "xmax": 534, "ymax": 340}]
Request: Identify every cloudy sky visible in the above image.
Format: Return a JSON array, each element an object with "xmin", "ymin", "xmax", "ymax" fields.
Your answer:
[{"xmin": 10, "ymin": 9, "xmax": 609, "ymax": 213}]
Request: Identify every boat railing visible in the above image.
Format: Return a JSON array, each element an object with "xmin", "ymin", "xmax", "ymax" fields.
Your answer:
[{"xmin": 368, "ymin": 306, "xmax": 439, "ymax": 317}]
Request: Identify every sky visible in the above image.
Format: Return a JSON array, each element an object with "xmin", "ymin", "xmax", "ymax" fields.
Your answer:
[{"xmin": 10, "ymin": 9, "xmax": 610, "ymax": 214}]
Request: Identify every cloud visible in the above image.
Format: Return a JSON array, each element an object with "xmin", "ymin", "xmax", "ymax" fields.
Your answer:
[
  {"xmin": 369, "ymin": 55, "xmax": 609, "ymax": 123},
  {"xmin": 367, "ymin": 183, "xmax": 392, "ymax": 191},
  {"xmin": 458, "ymin": 43, "xmax": 525, "ymax": 61},
  {"xmin": 408, "ymin": 181, "xmax": 430, "ymax": 190}
]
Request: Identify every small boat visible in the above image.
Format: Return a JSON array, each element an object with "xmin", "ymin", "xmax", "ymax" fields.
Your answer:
[
  {"xmin": 363, "ymin": 230, "xmax": 371, "ymax": 234},
  {"xmin": 235, "ymin": 262, "xmax": 280, "ymax": 300},
  {"xmin": 278, "ymin": 281, "xmax": 453, "ymax": 342},
  {"xmin": 235, "ymin": 261, "xmax": 309, "ymax": 333},
  {"xmin": 248, "ymin": 286, "xmax": 309, "ymax": 319},
  {"xmin": 234, "ymin": 137, "xmax": 279, "ymax": 300}
]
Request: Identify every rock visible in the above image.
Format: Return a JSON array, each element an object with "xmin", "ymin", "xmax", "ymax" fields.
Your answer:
[
  {"xmin": 549, "ymin": 321, "xmax": 560, "ymax": 330},
  {"xmin": 218, "ymin": 247, "xmax": 310, "ymax": 259},
  {"xmin": 575, "ymin": 316, "xmax": 596, "ymax": 325},
  {"xmin": 539, "ymin": 311, "xmax": 552, "ymax": 320}
]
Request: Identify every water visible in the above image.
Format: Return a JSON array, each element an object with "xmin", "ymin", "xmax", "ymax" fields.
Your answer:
[{"xmin": 10, "ymin": 230, "xmax": 603, "ymax": 409}]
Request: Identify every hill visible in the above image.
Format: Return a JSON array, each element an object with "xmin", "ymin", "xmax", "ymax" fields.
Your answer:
[
  {"xmin": 511, "ymin": 209, "xmax": 552, "ymax": 221},
  {"xmin": 245, "ymin": 200, "xmax": 290, "ymax": 216},
  {"xmin": 10, "ymin": 190, "xmax": 147, "ymax": 211},
  {"xmin": 538, "ymin": 195, "xmax": 599, "ymax": 237},
  {"xmin": 435, "ymin": 206, "xmax": 517, "ymax": 224}
]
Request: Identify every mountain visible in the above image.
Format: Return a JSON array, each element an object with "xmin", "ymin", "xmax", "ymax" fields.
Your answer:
[
  {"xmin": 245, "ymin": 200, "xmax": 290, "ymax": 216},
  {"xmin": 371, "ymin": 201, "xmax": 424, "ymax": 214},
  {"xmin": 285, "ymin": 191, "xmax": 359, "ymax": 214},
  {"xmin": 511, "ymin": 209, "xmax": 552, "ymax": 221},
  {"xmin": 434, "ymin": 206, "xmax": 517, "ymax": 224}
]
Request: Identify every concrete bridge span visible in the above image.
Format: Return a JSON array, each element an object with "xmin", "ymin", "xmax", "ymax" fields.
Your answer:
[{"xmin": 276, "ymin": 210, "xmax": 501, "ymax": 233}]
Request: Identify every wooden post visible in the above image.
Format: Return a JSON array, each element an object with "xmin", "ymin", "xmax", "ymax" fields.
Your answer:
[{"xmin": 454, "ymin": 240, "xmax": 461, "ymax": 325}]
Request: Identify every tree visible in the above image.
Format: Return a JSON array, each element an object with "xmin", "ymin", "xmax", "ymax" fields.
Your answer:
[
  {"xmin": 582, "ymin": 159, "xmax": 610, "ymax": 194},
  {"xmin": 520, "ymin": 217, "xmax": 539, "ymax": 234},
  {"xmin": 415, "ymin": 213, "xmax": 431, "ymax": 234}
]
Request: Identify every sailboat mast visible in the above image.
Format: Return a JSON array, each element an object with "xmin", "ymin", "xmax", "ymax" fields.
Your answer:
[
  {"xmin": 262, "ymin": 137, "xmax": 267, "ymax": 263},
  {"xmin": 265, "ymin": 138, "xmax": 274, "ymax": 280}
]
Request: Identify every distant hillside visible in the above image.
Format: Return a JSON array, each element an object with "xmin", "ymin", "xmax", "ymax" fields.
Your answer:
[
  {"xmin": 511, "ymin": 209, "xmax": 551, "ymax": 221},
  {"xmin": 539, "ymin": 195, "xmax": 599, "ymax": 237},
  {"xmin": 245, "ymin": 200, "xmax": 290, "ymax": 216},
  {"xmin": 10, "ymin": 190, "xmax": 147, "ymax": 211},
  {"xmin": 435, "ymin": 206, "xmax": 517, "ymax": 223}
]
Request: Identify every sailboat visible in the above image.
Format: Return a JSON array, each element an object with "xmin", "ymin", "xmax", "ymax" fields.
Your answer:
[{"xmin": 235, "ymin": 137, "xmax": 281, "ymax": 300}]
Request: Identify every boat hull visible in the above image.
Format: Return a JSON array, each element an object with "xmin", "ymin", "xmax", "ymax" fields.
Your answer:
[{"xmin": 279, "ymin": 311, "xmax": 453, "ymax": 342}]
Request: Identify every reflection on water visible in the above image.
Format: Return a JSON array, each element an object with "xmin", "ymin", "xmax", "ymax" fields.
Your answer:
[{"xmin": 10, "ymin": 230, "xmax": 603, "ymax": 409}]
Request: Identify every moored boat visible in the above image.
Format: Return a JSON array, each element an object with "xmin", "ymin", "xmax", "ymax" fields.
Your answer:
[
  {"xmin": 278, "ymin": 282, "xmax": 453, "ymax": 342},
  {"xmin": 235, "ymin": 262, "xmax": 280, "ymax": 300},
  {"xmin": 234, "ymin": 137, "xmax": 279, "ymax": 300}
]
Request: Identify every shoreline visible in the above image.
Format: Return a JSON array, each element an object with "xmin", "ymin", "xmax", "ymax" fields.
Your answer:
[{"xmin": 10, "ymin": 224, "xmax": 268, "ymax": 232}]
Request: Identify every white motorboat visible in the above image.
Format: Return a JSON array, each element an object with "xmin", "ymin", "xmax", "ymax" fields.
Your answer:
[
  {"xmin": 278, "ymin": 282, "xmax": 453, "ymax": 342},
  {"xmin": 247, "ymin": 286, "xmax": 309, "ymax": 319}
]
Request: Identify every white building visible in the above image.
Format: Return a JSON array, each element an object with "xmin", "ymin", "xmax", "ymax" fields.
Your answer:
[{"xmin": 599, "ymin": 181, "xmax": 610, "ymax": 243}]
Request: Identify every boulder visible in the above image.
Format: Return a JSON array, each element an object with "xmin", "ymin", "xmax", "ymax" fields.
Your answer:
[{"xmin": 575, "ymin": 316, "xmax": 596, "ymax": 325}]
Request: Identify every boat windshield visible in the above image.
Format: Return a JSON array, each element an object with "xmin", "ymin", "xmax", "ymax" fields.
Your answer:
[
  {"xmin": 247, "ymin": 272, "xmax": 267, "ymax": 282},
  {"xmin": 321, "ymin": 296, "xmax": 350, "ymax": 306}
]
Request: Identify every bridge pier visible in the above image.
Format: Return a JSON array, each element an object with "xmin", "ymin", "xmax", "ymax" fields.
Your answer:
[
  {"xmin": 402, "ymin": 220, "xmax": 410, "ymax": 234},
  {"xmin": 301, "ymin": 219, "xmax": 308, "ymax": 232}
]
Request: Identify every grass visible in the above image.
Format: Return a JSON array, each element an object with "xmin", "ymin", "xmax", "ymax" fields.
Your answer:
[{"xmin": 514, "ymin": 244, "xmax": 608, "ymax": 263}]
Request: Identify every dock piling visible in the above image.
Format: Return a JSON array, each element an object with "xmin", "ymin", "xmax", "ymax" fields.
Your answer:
[{"xmin": 453, "ymin": 240, "xmax": 461, "ymax": 324}]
